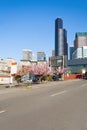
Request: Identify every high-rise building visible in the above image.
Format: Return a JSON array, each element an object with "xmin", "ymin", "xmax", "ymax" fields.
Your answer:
[
  {"xmin": 22, "ymin": 49, "xmax": 33, "ymax": 61},
  {"xmin": 72, "ymin": 32, "xmax": 87, "ymax": 59},
  {"xmin": 51, "ymin": 18, "xmax": 68, "ymax": 69},
  {"xmin": 74, "ymin": 32, "xmax": 87, "ymax": 50},
  {"xmin": 37, "ymin": 52, "xmax": 46, "ymax": 61},
  {"xmin": 68, "ymin": 32, "xmax": 87, "ymax": 73},
  {"xmin": 55, "ymin": 18, "xmax": 68, "ymax": 57},
  {"xmin": 72, "ymin": 46, "xmax": 87, "ymax": 59}
]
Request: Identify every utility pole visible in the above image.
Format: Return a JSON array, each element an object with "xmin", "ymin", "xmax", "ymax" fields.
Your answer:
[{"xmin": 62, "ymin": 55, "xmax": 64, "ymax": 80}]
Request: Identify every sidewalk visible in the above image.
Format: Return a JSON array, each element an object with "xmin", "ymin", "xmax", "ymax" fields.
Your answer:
[
  {"xmin": 0, "ymin": 81, "xmax": 58, "ymax": 90},
  {"xmin": 0, "ymin": 84, "xmax": 10, "ymax": 90},
  {"xmin": 0, "ymin": 79, "xmax": 83, "ymax": 91}
]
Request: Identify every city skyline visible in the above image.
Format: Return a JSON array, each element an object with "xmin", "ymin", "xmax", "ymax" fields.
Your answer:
[{"xmin": 0, "ymin": 0, "xmax": 87, "ymax": 61}]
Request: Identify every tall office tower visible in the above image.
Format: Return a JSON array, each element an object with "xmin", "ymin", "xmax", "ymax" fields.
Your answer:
[
  {"xmin": 69, "ymin": 46, "xmax": 74, "ymax": 60},
  {"xmin": 73, "ymin": 32, "xmax": 87, "ymax": 59},
  {"xmin": 55, "ymin": 18, "xmax": 68, "ymax": 57},
  {"xmin": 74, "ymin": 32, "xmax": 87, "ymax": 50},
  {"xmin": 22, "ymin": 49, "xmax": 33, "ymax": 61},
  {"xmin": 37, "ymin": 52, "xmax": 46, "ymax": 61}
]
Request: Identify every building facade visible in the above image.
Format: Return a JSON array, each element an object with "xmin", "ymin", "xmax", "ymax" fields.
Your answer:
[
  {"xmin": 72, "ymin": 46, "xmax": 87, "ymax": 59},
  {"xmin": 74, "ymin": 32, "xmax": 87, "ymax": 50},
  {"xmin": 50, "ymin": 18, "xmax": 68, "ymax": 70},
  {"xmin": 50, "ymin": 55, "xmax": 67, "ymax": 69},
  {"xmin": 37, "ymin": 52, "xmax": 46, "ymax": 61},
  {"xmin": 0, "ymin": 59, "xmax": 17, "ymax": 84},
  {"xmin": 55, "ymin": 18, "xmax": 68, "ymax": 57},
  {"xmin": 52, "ymin": 50, "xmax": 55, "ymax": 57},
  {"xmin": 22, "ymin": 49, "xmax": 33, "ymax": 61},
  {"xmin": 69, "ymin": 46, "xmax": 74, "ymax": 60},
  {"xmin": 68, "ymin": 32, "xmax": 87, "ymax": 73},
  {"xmin": 68, "ymin": 58, "xmax": 87, "ymax": 73},
  {"xmin": 72, "ymin": 32, "xmax": 87, "ymax": 59}
]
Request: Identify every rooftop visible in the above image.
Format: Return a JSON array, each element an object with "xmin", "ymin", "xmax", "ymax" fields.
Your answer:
[{"xmin": 76, "ymin": 32, "xmax": 87, "ymax": 37}]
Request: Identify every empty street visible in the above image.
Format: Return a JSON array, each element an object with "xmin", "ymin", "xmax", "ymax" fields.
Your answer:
[{"xmin": 0, "ymin": 79, "xmax": 87, "ymax": 130}]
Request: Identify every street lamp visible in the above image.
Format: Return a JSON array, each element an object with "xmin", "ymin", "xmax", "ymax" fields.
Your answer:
[{"xmin": 62, "ymin": 55, "xmax": 64, "ymax": 80}]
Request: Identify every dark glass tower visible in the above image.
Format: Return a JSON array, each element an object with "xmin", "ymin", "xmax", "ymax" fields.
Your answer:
[{"xmin": 55, "ymin": 18, "xmax": 68, "ymax": 57}]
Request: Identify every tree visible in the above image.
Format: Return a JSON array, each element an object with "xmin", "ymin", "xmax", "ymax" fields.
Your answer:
[
  {"xmin": 14, "ymin": 75, "xmax": 21, "ymax": 86},
  {"xmin": 29, "ymin": 62, "xmax": 53, "ymax": 82},
  {"xmin": 30, "ymin": 62, "xmax": 50, "ymax": 75},
  {"xmin": 17, "ymin": 65, "xmax": 31, "ymax": 76}
]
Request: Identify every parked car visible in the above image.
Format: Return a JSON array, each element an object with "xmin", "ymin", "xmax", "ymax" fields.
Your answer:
[
  {"xmin": 21, "ymin": 75, "xmax": 32, "ymax": 84},
  {"xmin": 26, "ymin": 79, "xmax": 32, "ymax": 84},
  {"xmin": 32, "ymin": 75, "xmax": 39, "ymax": 83},
  {"xmin": 52, "ymin": 75, "xmax": 59, "ymax": 81}
]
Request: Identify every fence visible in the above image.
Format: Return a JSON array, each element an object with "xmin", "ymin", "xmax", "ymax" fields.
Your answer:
[{"xmin": 64, "ymin": 74, "xmax": 83, "ymax": 80}]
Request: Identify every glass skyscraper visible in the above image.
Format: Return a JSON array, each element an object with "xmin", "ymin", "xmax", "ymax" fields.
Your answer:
[{"xmin": 55, "ymin": 18, "xmax": 68, "ymax": 57}]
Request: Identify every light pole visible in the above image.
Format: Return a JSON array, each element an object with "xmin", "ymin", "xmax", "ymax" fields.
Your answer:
[{"xmin": 62, "ymin": 55, "xmax": 64, "ymax": 80}]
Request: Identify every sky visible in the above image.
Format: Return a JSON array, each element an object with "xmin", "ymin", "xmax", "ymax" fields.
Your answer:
[{"xmin": 0, "ymin": 0, "xmax": 87, "ymax": 61}]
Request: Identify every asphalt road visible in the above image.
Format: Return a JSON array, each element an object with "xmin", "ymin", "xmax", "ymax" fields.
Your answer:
[{"xmin": 0, "ymin": 79, "xmax": 87, "ymax": 130}]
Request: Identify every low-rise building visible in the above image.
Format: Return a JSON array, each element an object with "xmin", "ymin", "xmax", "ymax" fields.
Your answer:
[{"xmin": 68, "ymin": 58, "xmax": 87, "ymax": 73}]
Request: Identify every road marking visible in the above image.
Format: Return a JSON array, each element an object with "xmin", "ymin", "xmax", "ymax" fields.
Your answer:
[
  {"xmin": 51, "ymin": 90, "xmax": 67, "ymax": 97},
  {"xmin": 81, "ymin": 84, "xmax": 87, "ymax": 87},
  {"xmin": 0, "ymin": 110, "xmax": 6, "ymax": 114}
]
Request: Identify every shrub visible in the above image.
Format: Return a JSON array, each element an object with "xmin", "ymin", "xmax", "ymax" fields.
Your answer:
[{"xmin": 45, "ymin": 76, "xmax": 52, "ymax": 81}]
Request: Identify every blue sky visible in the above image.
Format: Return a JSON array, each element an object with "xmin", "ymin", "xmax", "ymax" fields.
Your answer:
[{"xmin": 0, "ymin": 0, "xmax": 87, "ymax": 61}]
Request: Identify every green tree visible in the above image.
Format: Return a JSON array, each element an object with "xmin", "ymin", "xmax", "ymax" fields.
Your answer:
[{"xmin": 14, "ymin": 75, "xmax": 21, "ymax": 86}]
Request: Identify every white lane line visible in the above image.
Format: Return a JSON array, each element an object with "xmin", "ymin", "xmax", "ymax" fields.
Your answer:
[
  {"xmin": 0, "ymin": 110, "xmax": 6, "ymax": 114},
  {"xmin": 51, "ymin": 90, "xmax": 67, "ymax": 97}
]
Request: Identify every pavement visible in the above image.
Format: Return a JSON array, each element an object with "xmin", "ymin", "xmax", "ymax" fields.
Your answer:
[
  {"xmin": 0, "ymin": 79, "xmax": 83, "ymax": 91},
  {"xmin": 0, "ymin": 78, "xmax": 87, "ymax": 130}
]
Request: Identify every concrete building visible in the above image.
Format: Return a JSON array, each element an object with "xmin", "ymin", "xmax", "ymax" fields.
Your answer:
[
  {"xmin": 22, "ymin": 49, "xmax": 33, "ymax": 61},
  {"xmin": 72, "ymin": 32, "xmax": 87, "ymax": 59},
  {"xmin": 74, "ymin": 32, "xmax": 87, "ymax": 50},
  {"xmin": 37, "ymin": 52, "xmax": 46, "ymax": 61},
  {"xmin": 68, "ymin": 32, "xmax": 87, "ymax": 73},
  {"xmin": 0, "ymin": 61, "xmax": 10, "ymax": 84},
  {"xmin": 68, "ymin": 58, "xmax": 87, "ymax": 73},
  {"xmin": 52, "ymin": 50, "xmax": 55, "ymax": 57},
  {"xmin": 50, "ymin": 55, "xmax": 67, "ymax": 70},
  {"xmin": 5, "ymin": 58, "xmax": 15, "ymax": 66}
]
